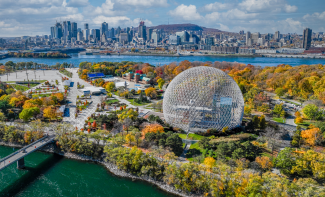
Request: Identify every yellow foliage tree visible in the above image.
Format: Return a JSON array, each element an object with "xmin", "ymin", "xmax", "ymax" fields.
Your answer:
[
  {"xmin": 301, "ymin": 128, "xmax": 323, "ymax": 146},
  {"xmin": 43, "ymin": 106, "xmax": 57, "ymax": 119},
  {"xmin": 125, "ymin": 133, "xmax": 135, "ymax": 146},
  {"xmin": 142, "ymin": 124, "xmax": 164, "ymax": 135},
  {"xmin": 255, "ymin": 156, "xmax": 273, "ymax": 171},
  {"xmin": 295, "ymin": 116, "xmax": 303, "ymax": 124},
  {"xmin": 145, "ymin": 87, "xmax": 157, "ymax": 99},
  {"xmin": 204, "ymin": 157, "xmax": 215, "ymax": 171}
]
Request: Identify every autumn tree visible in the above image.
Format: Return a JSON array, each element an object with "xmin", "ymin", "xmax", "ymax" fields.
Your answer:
[
  {"xmin": 255, "ymin": 156, "xmax": 273, "ymax": 171},
  {"xmin": 125, "ymin": 133, "xmax": 135, "ymax": 146},
  {"xmin": 204, "ymin": 157, "xmax": 215, "ymax": 171},
  {"xmin": 157, "ymin": 78, "xmax": 165, "ymax": 89},
  {"xmin": 302, "ymin": 104, "xmax": 323, "ymax": 120},
  {"xmin": 142, "ymin": 124, "xmax": 164, "ymax": 135},
  {"xmin": 43, "ymin": 106, "xmax": 57, "ymax": 119},
  {"xmin": 301, "ymin": 127, "xmax": 324, "ymax": 146},
  {"xmin": 118, "ymin": 109, "xmax": 138, "ymax": 121},
  {"xmin": 145, "ymin": 87, "xmax": 157, "ymax": 99},
  {"xmin": 105, "ymin": 82, "xmax": 115, "ymax": 92}
]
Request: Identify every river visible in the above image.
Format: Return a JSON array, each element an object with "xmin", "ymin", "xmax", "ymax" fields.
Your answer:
[
  {"xmin": 0, "ymin": 146, "xmax": 174, "ymax": 197},
  {"xmin": 0, "ymin": 53, "xmax": 324, "ymax": 67}
]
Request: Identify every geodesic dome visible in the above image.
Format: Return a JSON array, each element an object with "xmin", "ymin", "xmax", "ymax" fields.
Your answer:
[{"xmin": 163, "ymin": 66, "xmax": 244, "ymax": 132}]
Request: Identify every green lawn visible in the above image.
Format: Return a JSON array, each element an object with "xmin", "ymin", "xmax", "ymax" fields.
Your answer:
[
  {"xmin": 186, "ymin": 142, "xmax": 204, "ymax": 161},
  {"xmin": 178, "ymin": 133, "xmax": 204, "ymax": 141},
  {"xmin": 105, "ymin": 99, "xmax": 119, "ymax": 104},
  {"xmin": 11, "ymin": 84, "xmax": 29, "ymax": 91},
  {"xmin": 272, "ymin": 117, "xmax": 286, "ymax": 123},
  {"xmin": 126, "ymin": 98, "xmax": 150, "ymax": 106}
]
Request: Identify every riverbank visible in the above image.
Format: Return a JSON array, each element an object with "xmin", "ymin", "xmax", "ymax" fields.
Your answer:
[{"xmin": 0, "ymin": 142, "xmax": 195, "ymax": 197}]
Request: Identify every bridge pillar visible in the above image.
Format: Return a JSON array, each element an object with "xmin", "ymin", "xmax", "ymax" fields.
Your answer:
[{"xmin": 17, "ymin": 158, "xmax": 25, "ymax": 169}]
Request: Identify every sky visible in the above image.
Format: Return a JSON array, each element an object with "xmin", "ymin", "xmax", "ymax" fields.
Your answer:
[{"xmin": 0, "ymin": 0, "xmax": 324, "ymax": 37}]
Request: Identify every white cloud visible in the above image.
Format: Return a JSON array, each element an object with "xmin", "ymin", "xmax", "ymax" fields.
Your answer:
[
  {"xmin": 115, "ymin": 0, "xmax": 168, "ymax": 7},
  {"xmin": 93, "ymin": 16, "xmax": 152, "ymax": 27},
  {"xmin": 239, "ymin": 0, "xmax": 297, "ymax": 13},
  {"xmin": 284, "ymin": 4, "xmax": 298, "ymax": 13},
  {"xmin": 303, "ymin": 11, "xmax": 325, "ymax": 21},
  {"xmin": 203, "ymin": 2, "xmax": 232, "ymax": 12},
  {"xmin": 169, "ymin": 4, "xmax": 202, "ymax": 20}
]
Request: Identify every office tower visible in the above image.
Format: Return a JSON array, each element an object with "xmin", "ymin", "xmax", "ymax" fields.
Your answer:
[
  {"xmin": 119, "ymin": 33, "xmax": 129, "ymax": 44},
  {"xmin": 115, "ymin": 26, "xmax": 121, "ymax": 35},
  {"xmin": 71, "ymin": 22, "xmax": 77, "ymax": 38},
  {"xmin": 50, "ymin": 26, "xmax": 55, "ymax": 39},
  {"xmin": 77, "ymin": 31, "xmax": 83, "ymax": 41},
  {"xmin": 151, "ymin": 29, "xmax": 161, "ymax": 44},
  {"xmin": 239, "ymin": 30, "xmax": 244, "ymax": 35},
  {"xmin": 91, "ymin": 29, "xmax": 100, "ymax": 41},
  {"xmin": 251, "ymin": 32, "xmax": 260, "ymax": 44},
  {"xmin": 54, "ymin": 22, "xmax": 63, "ymax": 39},
  {"xmin": 176, "ymin": 31, "xmax": 189, "ymax": 43},
  {"xmin": 62, "ymin": 21, "xmax": 71, "ymax": 39},
  {"xmin": 275, "ymin": 31, "xmax": 280, "ymax": 40},
  {"xmin": 147, "ymin": 28, "xmax": 153, "ymax": 40},
  {"xmin": 84, "ymin": 23, "xmax": 89, "ymax": 30},
  {"xmin": 110, "ymin": 28, "xmax": 115, "ymax": 38},
  {"xmin": 303, "ymin": 28, "xmax": 312, "ymax": 50},
  {"xmin": 82, "ymin": 29, "xmax": 90, "ymax": 40},
  {"xmin": 101, "ymin": 22, "xmax": 108, "ymax": 35},
  {"xmin": 169, "ymin": 35, "xmax": 180, "ymax": 45},
  {"xmin": 138, "ymin": 21, "xmax": 147, "ymax": 41},
  {"xmin": 246, "ymin": 31, "xmax": 251, "ymax": 45}
]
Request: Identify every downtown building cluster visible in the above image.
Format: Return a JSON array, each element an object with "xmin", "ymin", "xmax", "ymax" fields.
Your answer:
[{"xmin": 0, "ymin": 21, "xmax": 324, "ymax": 56}]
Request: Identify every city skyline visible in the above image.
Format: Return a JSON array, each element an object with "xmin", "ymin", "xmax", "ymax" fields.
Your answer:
[{"xmin": 0, "ymin": 0, "xmax": 325, "ymax": 37}]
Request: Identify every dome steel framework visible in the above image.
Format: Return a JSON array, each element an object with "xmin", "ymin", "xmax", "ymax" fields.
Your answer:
[{"xmin": 163, "ymin": 66, "xmax": 244, "ymax": 132}]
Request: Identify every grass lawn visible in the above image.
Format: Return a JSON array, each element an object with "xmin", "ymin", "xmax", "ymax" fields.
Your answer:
[
  {"xmin": 272, "ymin": 117, "xmax": 286, "ymax": 123},
  {"xmin": 178, "ymin": 133, "xmax": 204, "ymax": 141},
  {"xmin": 126, "ymin": 98, "xmax": 150, "ymax": 106},
  {"xmin": 105, "ymin": 99, "xmax": 119, "ymax": 104},
  {"xmin": 11, "ymin": 84, "xmax": 29, "ymax": 91}
]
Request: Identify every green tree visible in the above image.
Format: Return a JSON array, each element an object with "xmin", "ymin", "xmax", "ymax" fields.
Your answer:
[
  {"xmin": 165, "ymin": 134, "xmax": 183, "ymax": 156},
  {"xmin": 259, "ymin": 115, "xmax": 266, "ymax": 130},
  {"xmin": 302, "ymin": 104, "xmax": 323, "ymax": 120},
  {"xmin": 19, "ymin": 107, "xmax": 40, "ymax": 122},
  {"xmin": 275, "ymin": 88, "xmax": 286, "ymax": 97},
  {"xmin": 198, "ymin": 137, "xmax": 211, "ymax": 149},
  {"xmin": 273, "ymin": 104, "xmax": 284, "ymax": 117},
  {"xmin": 252, "ymin": 116, "xmax": 259, "ymax": 129},
  {"xmin": 274, "ymin": 147, "xmax": 296, "ymax": 175}
]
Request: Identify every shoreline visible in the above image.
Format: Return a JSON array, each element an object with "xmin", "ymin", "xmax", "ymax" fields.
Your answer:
[{"xmin": 0, "ymin": 142, "xmax": 195, "ymax": 197}]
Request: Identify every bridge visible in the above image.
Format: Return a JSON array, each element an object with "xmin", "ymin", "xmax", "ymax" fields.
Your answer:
[{"xmin": 0, "ymin": 135, "xmax": 55, "ymax": 170}]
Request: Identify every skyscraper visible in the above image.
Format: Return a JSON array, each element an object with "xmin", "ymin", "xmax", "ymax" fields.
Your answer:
[
  {"xmin": 147, "ymin": 28, "xmax": 153, "ymax": 40},
  {"xmin": 138, "ymin": 21, "xmax": 147, "ymax": 41},
  {"xmin": 84, "ymin": 23, "xmax": 89, "ymax": 30},
  {"xmin": 71, "ymin": 22, "xmax": 78, "ymax": 38},
  {"xmin": 116, "ymin": 26, "xmax": 121, "ymax": 35},
  {"xmin": 101, "ymin": 22, "xmax": 108, "ymax": 35},
  {"xmin": 246, "ymin": 31, "xmax": 251, "ymax": 46},
  {"xmin": 303, "ymin": 28, "xmax": 312, "ymax": 50},
  {"xmin": 54, "ymin": 22, "xmax": 63, "ymax": 39},
  {"xmin": 275, "ymin": 31, "xmax": 280, "ymax": 40},
  {"xmin": 62, "ymin": 21, "xmax": 71, "ymax": 39}
]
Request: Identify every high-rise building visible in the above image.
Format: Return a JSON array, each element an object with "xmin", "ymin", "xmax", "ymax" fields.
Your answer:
[
  {"xmin": 303, "ymin": 28, "xmax": 312, "ymax": 50},
  {"xmin": 84, "ymin": 23, "xmax": 89, "ymax": 30},
  {"xmin": 138, "ymin": 21, "xmax": 147, "ymax": 41},
  {"xmin": 151, "ymin": 29, "xmax": 161, "ymax": 44},
  {"xmin": 251, "ymin": 32, "xmax": 260, "ymax": 44},
  {"xmin": 91, "ymin": 29, "xmax": 100, "ymax": 41},
  {"xmin": 77, "ymin": 31, "xmax": 83, "ymax": 41},
  {"xmin": 62, "ymin": 21, "xmax": 71, "ymax": 39},
  {"xmin": 50, "ymin": 26, "xmax": 55, "ymax": 39},
  {"xmin": 82, "ymin": 29, "xmax": 90, "ymax": 41},
  {"xmin": 147, "ymin": 28, "xmax": 153, "ymax": 40},
  {"xmin": 116, "ymin": 26, "xmax": 121, "ymax": 35},
  {"xmin": 54, "ymin": 22, "xmax": 63, "ymax": 39},
  {"xmin": 275, "ymin": 31, "xmax": 280, "ymax": 40},
  {"xmin": 71, "ymin": 22, "xmax": 77, "ymax": 38},
  {"xmin": 246, "ymin": 31, "xmax": 251, "ymax": 45},
  {"xmin": 101, "ymin": 22, "xmax": 108, "ymax": 35},
  {"xmin": 176, "ymin": 31, "xmax": 189, "ymax": 43}
]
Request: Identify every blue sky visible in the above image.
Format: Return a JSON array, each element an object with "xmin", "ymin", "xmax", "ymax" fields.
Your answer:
[{"xmin": 0, "ymin": 0, "xmax": 324, "ymax": 36}]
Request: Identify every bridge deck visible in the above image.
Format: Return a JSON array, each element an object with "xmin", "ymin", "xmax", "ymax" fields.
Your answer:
[{"xmin": 0, "ymin": 135, "xmax": 55, "ymax": 171}]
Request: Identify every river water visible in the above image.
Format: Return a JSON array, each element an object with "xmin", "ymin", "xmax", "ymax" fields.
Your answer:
[
  {"xmin": 0, "ymin": 53, "xmax": 324, "ymax": 67},
  {"xmin": 0, "ymin": 146, "xmax": 174, "ymax": 197}
]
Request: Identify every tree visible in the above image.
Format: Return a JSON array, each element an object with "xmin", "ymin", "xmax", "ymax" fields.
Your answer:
[
  {"xmin": 252, "ymin": 116, "xmax": 259, "ymax": 129},
  {"xmin": 43, "ymin": 106, "xmax": 57, "ymax": 119},
  {"xmin": 302, "ymin": 104, "xmax": 322, "ymax": 120},
  {"xmin": 142, "ymin": 124, "xmax": 164, "ymax": 135},
  {"xmin": 222, "ymin": 126, "xmax": 229, "ymax": 133},
  {"xmin": 255, "ymin": 156, "xmax": 273, "ymax": 171},
  {"xmin": 118, "ymin": 109, "xmax": 138, "ymax": 121},
  {"xmin": 105, "ymin": 82, "xmax": 115, "ymax": 92},
  {"xmin": 301, "ymin": 128, "xmax": 324, "ymax": 146},
  {"xmin": 19, "ymin": 107, "xmax": 40, "ymax": 122},
  {"xmin": 204, "ymin": 157, "xmax": 215, "ymax": 171},
  {"xmin": 125, "ymin": 133, "xmax": 135, "ymax": 146},
  {"xmin": 295, "ymin": 116, "xmax": 303, "ymax": 124},
  {"xmin": 198, "ymin": 137, "xmax": 211, "ymax": 149},
  {"xmin": 165, "ymin": 134, "xmax": 183, "ymax": 156},
  {"xmin": 275, "ymin": 88, "xmax": 286, "ymax": 97},
  {"xmin": 273, "ymin": 104, "xmax": 284, "ymax": 117},
  {"xmin": 259, "ymin": 115, "xmax": 266, "ymax": 130},
  {"xmin": 274, "ymin": 147, "xmax": 296, "ymax": 175},
  {"xmin": 145, "ymin": 87, "xmax": 157, "ymax": 99},
  {"xmin": 157, "ymin": 78, "xmax": 165, "ymax": 89}
]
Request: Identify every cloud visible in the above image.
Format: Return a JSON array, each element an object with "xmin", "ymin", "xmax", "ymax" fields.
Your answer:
[
  {"xmin": 239, "ymin": 0, "xmax": 297, "ymax": 13},
  {"xmin": 203, "ymin": 2, "xmax": 232, "ymax": 12},
  {"xmin": 67, "ymin": 0, "xmax": 88, "ymax": 7},
  {"xmin": 284, "ymin": 4, "xmax": 298, "ymax": 13},
  {"xmin": 115, "ymin": 0, "xmax": 168, "ymax": 7},
  {"xmin": 303, "ymin": 11, "xmax": 325, "ymax": 21},
  {"xmin": 93, "ymin": 16, "xmax": 152, "ymax": 27},
  {"xmin": 169, "ymin": 4, "xmax": 202, "ymax": 21}
]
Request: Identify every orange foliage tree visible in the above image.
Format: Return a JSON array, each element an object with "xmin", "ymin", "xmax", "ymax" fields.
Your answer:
[
  {"xmin": 142, "ymin": 124, "xmax": 164, "ymax": 135},
  {"xmin": 43, "ymin": 106, "xmax": 57, "ymax": 119},
  {"xmin": 301, "ymin": 128, "xmax": 324, "ymax": 146},
  {"xmin": 255, "ymin": 156, "xmax": 273, "ymax": 171}
]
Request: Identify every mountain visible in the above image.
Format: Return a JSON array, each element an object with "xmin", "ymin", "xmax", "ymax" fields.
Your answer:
[{"xmin": 146, "ymin": 23, "xmax": 228, "ymax": 34}]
